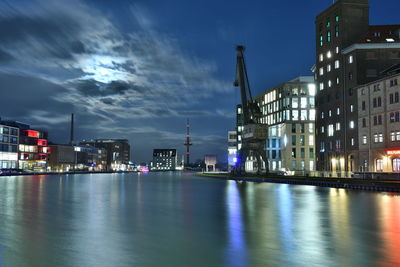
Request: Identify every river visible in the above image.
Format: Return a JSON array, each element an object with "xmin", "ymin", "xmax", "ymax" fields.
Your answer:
[{"xmin": 0, "ymin": 172, "xmax": 399, "ymax": 266}]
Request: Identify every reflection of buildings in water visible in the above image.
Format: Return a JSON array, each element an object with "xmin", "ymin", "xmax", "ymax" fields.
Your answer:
[
  {"xmin": 225, "ymin": 181, "xmax": 248, "ymax": 267},
  {"xmin": 379, "ymin": 195, "xmax": 400, "ymax": 265},
  {"xmin": 329, "ymin": 189, "xmax": 350, "ymax": 247},
  {"xmin": 276, "ymin": 184, "xmax": 294, "ymax": 253}
]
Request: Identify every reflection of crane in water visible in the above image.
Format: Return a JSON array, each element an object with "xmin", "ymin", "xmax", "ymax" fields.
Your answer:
[{"xmin": 234, "ymin": 45, "xmax": 267, "ymax": 174}]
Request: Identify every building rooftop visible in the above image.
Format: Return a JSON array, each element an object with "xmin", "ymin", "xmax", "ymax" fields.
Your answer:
[{"xmin": 355, "ymin": 25, "xmax": 400, "ymax": 44}]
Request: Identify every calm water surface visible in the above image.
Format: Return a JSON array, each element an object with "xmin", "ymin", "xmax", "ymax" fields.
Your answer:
[{"xmin": 0, "ymin": 172, "xmax": 399, "ymax": 267}]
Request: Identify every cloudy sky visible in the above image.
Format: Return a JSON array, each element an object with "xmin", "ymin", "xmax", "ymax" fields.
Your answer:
[{"xmin": 0, "ymin": 0, "xmax": 398, "ymax": 162}]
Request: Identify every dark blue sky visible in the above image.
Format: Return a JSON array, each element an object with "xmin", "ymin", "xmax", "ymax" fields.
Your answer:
[{"xmin": 0, "ymin": 0, "xmax": 399, "ymax": 162}]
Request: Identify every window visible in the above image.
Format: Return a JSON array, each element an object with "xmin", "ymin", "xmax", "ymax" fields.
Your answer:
[
  {"xmin": 362, "ymin": 101, "xmax": 366, "ymax": 110},
  {"xmin": 335, "ymin": 25, "xmax": 339, "ymax": 37},
  {"xmin": 348, "ymin": 55, "xmax": 353, "ymax": 64},
  {"xmin": 300, "ymin": 110, "xmax": 307, "ymax": 120},
  {"xmin": 391, "ymin": 132, "xmax": 396, "ymax": 141},
  {"xmin": 393, "ymin": 158, "xmax": 400, "ymax": 172},
  {"xmin": 390, "ymin": 79, "xmax": 398, "ymax": 87},
  {"xmin": 309, "ymin": 135, "xmax": 314, "ymax": 146},
  {"xmin": 350, "ymin": 121, "xmax": 355, "ymax": 129},
  {"xmin": 309, "ymin": 148, "xmax": 314, "ymax": 158},
  {"xmin": 351, "ymin": 138, "xmax": 355, "ymax": 146},
  {"xmin": 326, "ymin": 20, "xmax": 330, "ymax": 27},
  {"xmin": 334, "ymin": 60, "xmax": 340, "ymax": 69},
  {"xmin": 373, "ymin": 84, "xmax": 380, "ymax": 91},
  {"xmin": 320, "ymin": 82, "xmax": 324, "ymax": 90},
  {"xmin": 327, "ymin": 31, "xmax": 331, "ymax": 42},
  {"xmin": 374, "ymin": 134, "xmax": 378, "ymax": 143},
  {"xmin": 308, "ymin": 123, "xmax": 314, "ymax": 134},
  {"xmin": 328, "ymin": 80, "xmax": 332, "ymax": 87},
  {"xmin": 362, "ymin": 118, "xmax": 366, "ymax": 127},
  {"xmin": 321, "ymin": 112, "xmax": 324, "ymax": 119},
  {"xmin": 376, "ymin": 159, "xmax": 383, "ymax": 172},
  {"xmin": 320, "ymin": 35, "xmax": 323, "ymax": 47},
  {"xmin": 390, "ymin": 94, "xmax": 394, "ymax": 104},
  {"xmin": 309, "ymin": 109, "xmax": 316, "ymax": 121},
  {"xmin": 300, "ymin": 136, "xmax": 305, "ymax": 146},
  {"xmin": 328, "ymin": 124, "xmax": 334, "ymax": 136},
  {"xmin": 292, "ymin": 110, "xmax": 299, "ymax": 120},
  {"xmin": 361, "ymin": 88, "xmax": 366, "ymax": 95},
  {"xmin": 327, "ymin": 64, "xmax": 331, "ymax": 72},
  {"xmin": 292, "ymin": 98, "xmax": 299, "ymax": 108},
  {"xmin": 292, "ymin": 148, "xmax": 296, "ymax": 158},
  {"xmin": 319, "ymin": 54, "xmax": 324, "ymax": 62},
  {"xmin": 336, "ymin": 122, "xmax": 340, "ymax": 131},
  {"xmin": 349, "ymin": 72, "xmax": 353, "ymax": 80},
  {"xmin": 292, "ymin": 135, "xmax": 296, "ymax": 146},
  {"xmin": 292, "ymin": 124, "xmax": 296, "ymax": 133},
  {"xmin": 321, "ymin": 126, "xmax": 325, "ymax": 133},
  {"xmin": 336, "ymin": 77, "xmax": 340, "ymax": 84},
  {"xmin": 301, "ymin": 148, "xmax": 305, "ymax": 158},
  {"xmin": 373, "ymin": 98, "xmax": 377, "ymax": 108},
  {"xmin": 397, "ymin": 132, "xmax": 400, "ymax": 141},
  {"xmin": 350, "ymin": 105, "xmax": 354, "ymax": 112},
  {"xmin": 379, "ymin": 133, "xmax": 384, "ymax": 143},
  {"xmin": 362, "ymin": 135, "xmax": 367, "ymax": 144},
  {"xmin": 319, "ymin": 67, "xmax": 324, "ymax": 76},
  {"xmin": 300, "ymin": 123, "xmax": 305, "ymax": 133},
  {"xmin": 395, "ymin": 92, "xmax": 399, "ymax": 103},
  {"xmin": 327, "ymin": 51, "xmax": 332, "ymax": 58},
  {"xmin": 300, "ymin": 97, "xmax": 307, "ymax": 108},
  {"xmin": 336, "ymin": 46, "xmax": 339, "ymax": 54},
  {"xmin": 335, "ymin": 15, "xmax": 339, "ymax": 22},
  {"xmin": 329, "ymin": 110, "xmax": 332, "ymax": 117}
]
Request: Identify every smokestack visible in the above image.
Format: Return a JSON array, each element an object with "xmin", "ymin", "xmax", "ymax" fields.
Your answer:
[{"xmin": 70, "ymin": 113, "xmax": 74, "ymax": 145}]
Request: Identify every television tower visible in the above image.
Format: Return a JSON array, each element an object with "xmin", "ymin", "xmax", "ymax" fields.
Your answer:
[{"xmin": 184, "ymin": 118, "xmax": 192, "ymax": 167}]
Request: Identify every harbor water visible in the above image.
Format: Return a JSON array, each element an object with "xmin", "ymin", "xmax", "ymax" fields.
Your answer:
[{"xmin": 0, "ymin": 172, "xmax": 399, "ymax": 266}]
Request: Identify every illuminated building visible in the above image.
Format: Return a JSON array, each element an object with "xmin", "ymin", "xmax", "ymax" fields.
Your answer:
[
  {"xmin": 357, "ymin": 72, "xmax": 400, "ymax": 173},
  {"xmin": 227, "ymin": 130, "xmax": 237, "ymax": 171},
  {"xmin": 18, "ymin": 128, "xmax": 50, "ymax": 171},
  {"xmin": 152, "ymin": 149, "xmax": 177, "ymax": 171},
  {"xmin": 0, "ymin": 123, "xmax": 19, "ymax": 169},
  {"xmin": 254, "ymin": 76, "xmax": 316, "ymax": 174},
  {"xmin": 315, "ymin": 0, "xmax": 400, "ymax": 175},
  {"xmin": 80, "ymin": 139, "xmax": 130, "ymax": 171}
]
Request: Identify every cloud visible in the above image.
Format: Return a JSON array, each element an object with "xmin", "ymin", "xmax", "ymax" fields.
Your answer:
[{"xmin": 0, "ymin": 0, "xmax": 233, "ymax": 161}]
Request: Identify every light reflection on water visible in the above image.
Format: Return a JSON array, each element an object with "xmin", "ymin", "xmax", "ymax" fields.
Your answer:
[{"xmin": 0, "ymin": 172, "xmax": 399, "ymax": 267}]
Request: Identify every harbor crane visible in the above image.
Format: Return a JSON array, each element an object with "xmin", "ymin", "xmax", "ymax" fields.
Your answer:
[{"xmin": 234, "ymin": 45, "xmax": 267, "ymax": 174}]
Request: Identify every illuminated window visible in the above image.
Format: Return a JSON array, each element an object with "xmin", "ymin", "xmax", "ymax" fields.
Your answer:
[
  {"xmin": 328, "ymin": 124, "xmax": 334, "ymax": 136},
  {"xmin": 337, "ymin": 108, "xmax": 340, "ymax": 115},
  {"xmin": 300, "ymin": 97, "xmax": 307, "ymax": 108},
  {"xmin": 309, "ymin": 109, "xmax": 316, "ymax": 121},
  {"xmin": 350, "ymin": 105, "xmax": 354, "ymax": 112},
  {"xmin": 319, "ymin": 67, "xmax": 324, "ymax": 76},
  {"xmin": 308, "ymin": 84, "xmax": 316, "ymax": 96},
  {"xmin": 350, "ymin": 121, "xmax": 355, "ymax": 129},
  {"xmin": 348, "ymin": 55, "xmax": 353, "ymax": 64},
  {"xmin": 321, "ymin": 126, "xmax": 325, "ymax": 133},
  {"xmin": 335, "ymin": 15, "xmax": 339, "ymax": 22},
  {"xmin": 292, "ymin": 98, "xmax": 299, "ymax": 108},
  {"xmin": 335, "ymin": 25, "xmax": 339, "ymax": 37},
  {"xmin": 320, "ymin": 35, "xmax": 323, "ymax": 47},
  {"xmin": 327, "ymin": 31, "xmax": 331, "ymax": 42},
  {"xmin": 309, "ymin": 123, "xmax": 314, "ymax": 133},
  {"xmin": 336, "ymin": 122, "xmax": 340, "ymax": 131},
  {"xmin": 327, "ymin": 51, "xmax": 332, "ymax": 58},
  {"xmin": 320, "ymin": 82, "xmax": 324, "ymax": 90},
  {"xmin": 351, "ymin": 138, "xmax": 355, "ymax": 146},
  {"xmin": 335, "ymin": 60, "xmax": 340, "ymax": 69},
  {"xmin": 376, "ymin": 159, "xmax": 383, "ymax": 172},
  {"xmin": 327, "ymin": 64, "xmax": 331, "ymax": 72},
  {"xmin": 328, "ymin": 80, "xmax": 332, "ymax": 87},
  {"xmin": 329, "ymin": 110, "xmax": 332, "ymax": 117},
  {"xmin": 336, "ymin": 77, "xmax": 340, "ymax": 84},
  {"xmin": 319, "ymin": 54, "xmax": 324, "ymax": 62},
  {"xmin": 309, "ymin": 135, "xmax": 314, "ymax": 146},
  {"xmin": 362, "ymin": 135, "xmax": 367, "ymax": 144},
  {"xmin": 393, "ymin": 159, "xmax": 400, "ymax": 172}
]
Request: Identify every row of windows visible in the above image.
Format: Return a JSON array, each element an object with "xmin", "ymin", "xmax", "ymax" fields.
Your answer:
[
  {"xmin": 0, "ymin": 144, "xmax": 18, "ymax": 153},
  {"xmin": 0, "ymin": 127, "xmax": 18, "ymax": 136},
  {"xmin": 291, "ymin": 135, "xmax": 314, "ymax": 146},
  {"xmin": 291, "ymin": 123, "xmax": 314, "ymax": 134},
  {"xmin": 0, "ymin": 135, "xmax": 18, "ymax": 144},
  {"xmin": 323, "ymin": 121, "xmax": 355, "ymax": 136},
  {"xmin": 291, "ymin": 148, "xmax": 315, "ymax": 159},
  {"xmin": 390, "ymin": 79, "xmax": 398, "ymax": 87},
  {"xmin": 361, "ymin": 134, "xmax": 384, "ymax": 144}
]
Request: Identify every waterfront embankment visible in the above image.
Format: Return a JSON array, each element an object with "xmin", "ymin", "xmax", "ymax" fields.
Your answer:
[{"xmin": 196, "ymin": 172, "xmax": 400, "ymax": 193}]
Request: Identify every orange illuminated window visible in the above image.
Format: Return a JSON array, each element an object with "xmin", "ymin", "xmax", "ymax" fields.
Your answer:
[
  {"xmin": 25, "ymin": 130, "xmax": 39, "ymax": 138},
  {"xmin": 38, "ymin": 139, "xmax": 47, "ymax": 146}
]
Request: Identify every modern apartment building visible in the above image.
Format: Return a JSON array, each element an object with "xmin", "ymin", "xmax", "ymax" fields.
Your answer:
[
  {"xmin": 315, "ymin": 0, "xmax": 400, "ymax": 175},
  {"xmin": 357, "ymin": 72, "xmax": 400, "ymax": 173},
  {"xmin": 0, "ymin": 123, "xmax": 19, "ymax": 169},
  {"xmin": 152, "ymin": 149, "xmax": 177, "ymax": 171},
  {"xmin": 18, "ymin": 128, "xmax": 50, "ymax": 171},
  {"xmin": 255, "ymin": 76, "xmax": 316, "ymax": 174}
]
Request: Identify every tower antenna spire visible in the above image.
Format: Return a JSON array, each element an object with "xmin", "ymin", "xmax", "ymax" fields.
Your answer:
[{"xmin": 183, "ymin": 118, "xmax": 192, "ymax": 168}]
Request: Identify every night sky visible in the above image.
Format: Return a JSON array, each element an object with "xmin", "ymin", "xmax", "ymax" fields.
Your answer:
[{"xmin": 0, "ymin": 0, "xmax": 398, "ymax": 163}]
